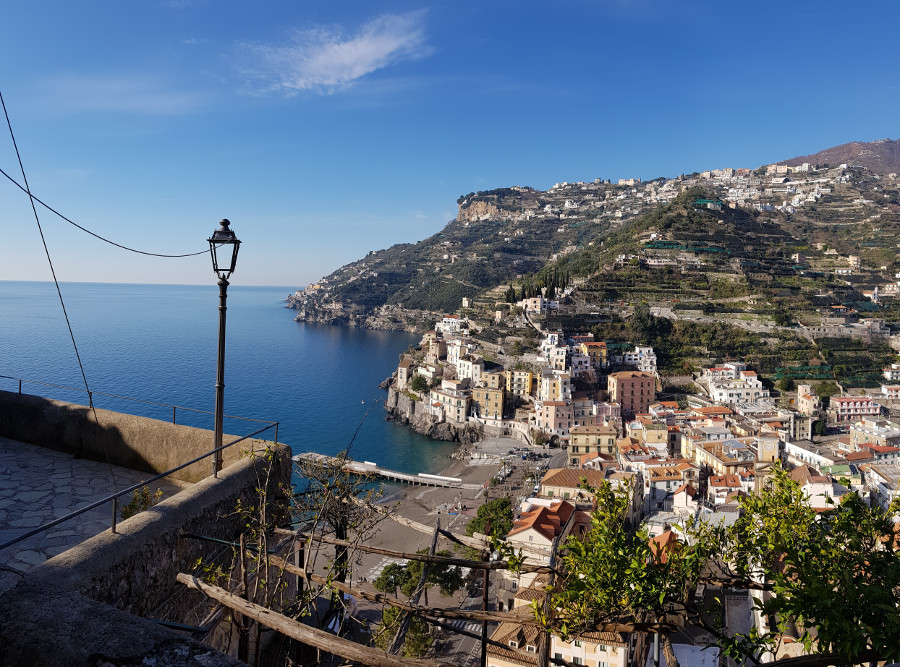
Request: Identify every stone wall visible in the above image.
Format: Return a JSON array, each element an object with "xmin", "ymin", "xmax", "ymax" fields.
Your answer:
[
  {"xmin": 0, "ymin": 443, "xmax": 292, "ymax": 666},
  {"xmin": 41, "ymin": 445, "xmax": 291, "ymax": 615},
  {"xmin": 0, "ymin": 390, "xmax": 260, "ymax": 483}
]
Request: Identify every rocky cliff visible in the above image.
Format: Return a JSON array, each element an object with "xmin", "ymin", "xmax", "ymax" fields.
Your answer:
[
  {"xmin": 457, "ymin": 199, "xmax": 501, "ymax": 222},
  {"xmin": 287, "ymin": 294, "xmax": 437, "ymax": 333},
  {"xmin": 384, "ymin": 387, "xmax": 484, "ymax": 444}
]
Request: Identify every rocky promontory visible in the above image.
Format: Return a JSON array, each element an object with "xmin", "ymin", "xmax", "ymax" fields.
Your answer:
[
  {"xmin": 286, "ymin": 292, "xmax": 438, "ymax": 333},
  {"xmin": 384, "ymin": 387, "xmax": 483, "ymax": 444}
]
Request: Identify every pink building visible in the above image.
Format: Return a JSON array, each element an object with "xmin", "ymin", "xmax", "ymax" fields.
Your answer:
[
  {"xmin": 536, "ymin": 401, "xmax": 575, "ymax": 441},
  {"xmin": 830, "ymin": 396, "xmax": 881, "ymax": 422},
  {"xmin": 608, "ymin": 371, "xmax": 656, "ymax": 418}
]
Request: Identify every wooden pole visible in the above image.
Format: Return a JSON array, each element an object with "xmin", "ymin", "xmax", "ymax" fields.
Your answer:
[
  {"xmin": 266, "ymin": 553, "xmax": 535, "ymax": 625},
  {"xmin": 537, "ymin": 537, "xmax": 559, "ymax": 667},
  {"xmin": 480, "ymin": 518, "xmax": 492, "ymax": 667},
  {"xmin": 390, "ymin": 520, "xmax": 440, "ymax": 654},
  {"xmin": 294, "ymin": 530, "xmax": 554, "ymax": 574},
  {"xmin": 238, "ymin": 533, "xmax": 250, "ymax": 664},
  {"xmin": 176, "ymin": 573, "xmax": 452, "ymax": 667}
]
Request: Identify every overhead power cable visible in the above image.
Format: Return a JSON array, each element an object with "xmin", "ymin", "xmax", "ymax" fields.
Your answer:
[
  {"xmin": 0, "ymin": 165, "xmax": 207, "ymax": 258},
  {"xmin": 1, "ymin": 88, "xmax": 119, "ymax": 493}
]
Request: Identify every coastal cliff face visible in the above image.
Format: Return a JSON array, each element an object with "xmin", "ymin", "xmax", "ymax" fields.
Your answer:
[
  {"xmin": 457, "ymin": 199, "xmax": 500, "ymax": 222},
  {"xmin": 384, "ymin": 387, "xmax": 483, "ymax": 444},
  {"xmin": 286, "ymin": 293, "xmax": 437, "ymax": 333}
]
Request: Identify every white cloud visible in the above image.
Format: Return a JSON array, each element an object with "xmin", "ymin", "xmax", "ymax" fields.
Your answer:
[
  {"xmin": 238, "ymin": 11, "xmax": 431, "ymax": 96},
  {"xmin": 38, "ymin": 74, "xmax": 208, "ymax": 115}
]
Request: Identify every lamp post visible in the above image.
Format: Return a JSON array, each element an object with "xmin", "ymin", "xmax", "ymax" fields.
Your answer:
[{"xmin": 208, "ymin": 219, "xmax": 241, "ymax": 477}]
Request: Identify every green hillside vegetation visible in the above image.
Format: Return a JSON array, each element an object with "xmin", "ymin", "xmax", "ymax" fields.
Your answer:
[{"xmin": 295, "ymin": 162, "xmax": 900, "ymax": 361}]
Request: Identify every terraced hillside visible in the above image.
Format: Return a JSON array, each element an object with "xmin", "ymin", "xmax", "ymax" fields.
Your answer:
[{"xmin": 290, "ymin": 145, "xmax": 900, "ymax": 330}]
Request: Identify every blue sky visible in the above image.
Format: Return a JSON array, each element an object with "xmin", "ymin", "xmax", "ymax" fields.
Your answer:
[{"xmin": 1, "ymin": 1, "xmax": 897, "ymax": 287}]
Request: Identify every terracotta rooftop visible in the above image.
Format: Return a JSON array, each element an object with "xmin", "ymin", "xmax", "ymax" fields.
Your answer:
[
  {"xmin": 650, "ymin": 529, "xmax": 678, "ymax": 564},
  {"xmin": 507, "ymin": 500, "xmax": 575, "ymax": 541},
  {"xmin": 858, "ymin": 442, "xmax": 900, "ymax": 454},
  {"xmin": 541, "ymin": 467, "xmax": 607, "ymax": 491},
  {"xmin": 695, "ymin": 406, "xmax": 733, "ymax": 415},
  {"xmin": 673, "ymin": 482, "xmax": 698, "ymax": 497},
  {"xmin": 486, "ymin": 622, "xmax": 540, "ymax": 666},
  {"xmin": 609, "ymin": 370, "xmax": 654, "ymax": 379},
  {"xmin": 789, "ymin": 464, "xmax": 830, "ymax": 486},
  {"xmin": 708, "ymin": 474, "xmax": 741, "ymax": 488},
  {"xmin": 649, "ymin": 466, "xmax": 684, "ymax": 482}
]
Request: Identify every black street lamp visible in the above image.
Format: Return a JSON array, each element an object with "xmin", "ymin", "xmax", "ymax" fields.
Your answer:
[{"xmin": 208, "ymin": 219, "xmax": 240, "ymax": 476}]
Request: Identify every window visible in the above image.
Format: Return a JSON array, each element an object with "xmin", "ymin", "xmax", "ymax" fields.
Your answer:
[
  {"xmin": 574, "ymin": 640, "xmax": 582, "ymax": 647},
  {"xmin": 573, "ymin": 658, "xmax": 583, "ymax": 666},
  {"xmin": 526, "ymin": 645, "xmax": 536, "ymax": 653},
  {"xmin": 509, "ymin": 640, "xmax": 518, "ymax": 648},
  {"xmin": 554, "ymin": 653, "xmax": 563, "ymax": 662}
]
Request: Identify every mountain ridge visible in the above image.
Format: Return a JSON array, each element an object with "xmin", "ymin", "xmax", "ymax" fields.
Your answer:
[
  {"xmin": 289, "ymin": 139, "xmax": 900, "ymax": 329},
  {"xmin": 780, "ymin": 138, "xmax": 900, "ymax": 175}
]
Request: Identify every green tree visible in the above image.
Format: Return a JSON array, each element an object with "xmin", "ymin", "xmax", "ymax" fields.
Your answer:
[
  {"xmin": 409, "ymin": 374, "xmax": 429, "ymax": 394},
  {"xmin": 373, "ymin": 550, "xmax": 464, "ymax": 599},
  {"xmin": 812, "ymin": 419, "xmax": 827, "ymax": 437},
  {"xmin": 817, "ymin": 380, "xmax": 840, "ymax": 405},
  {"xmin": 373, "ymin": 562, "xmax": 410, "ymax": 595},
  {"xmin": 404, "ymin": 549, "xmax": 465, "ymax": 597},
  {"xmin": 374, "ymin": 607, "xmax": 431, "ymax": 657},
  {"xmin": 465, "ymin": 497, "xmax": 513, "ymax": 540},
  {"xmin": 540, "ymin": 468, "xmax": 900, "ymax": 664},
  {"xmin": 727, "ymin": 467, "xmax": 900, "ymax": 661},
  {"xmin": 777, "ymin": 377, "xmax": 796, "ymax": 392},
  {"xmin": 540, "ymin": 480, "xmax": 720, "ymax": 641}
]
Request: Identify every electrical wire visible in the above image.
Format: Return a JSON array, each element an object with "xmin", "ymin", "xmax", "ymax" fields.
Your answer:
[
  {"xmin": 0, "ymin": 165, "xmax": 207, "ymax": 258},
  {"xmin": 1, "ymin": 89, "xmax": 119, "ymax": 493}
]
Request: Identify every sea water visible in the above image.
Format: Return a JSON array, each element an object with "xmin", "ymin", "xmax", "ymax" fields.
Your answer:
[{"xmin": 0, "ymin": 281, "xmax": 456, "ymax": 474}]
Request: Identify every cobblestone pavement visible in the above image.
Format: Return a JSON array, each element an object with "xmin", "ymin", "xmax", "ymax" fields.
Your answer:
[{"xmin": 0, "ymin": 436, "xmax": 187, "ymax": 578}]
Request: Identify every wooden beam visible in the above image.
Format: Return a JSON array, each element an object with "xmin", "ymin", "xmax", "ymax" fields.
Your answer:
[
  {"xmin": 295, "ymin": 530, "xmax": 556, "ymax": 574},
  {"xmin": 176, "ymin": 573, "xmax": 452, "ymax": 667},
  {"xmin": 358, "ymin": 498, "xmax": 549, "ymax": 558},
  {"xmin": 390, "ymin": 521, "xmax": 440, "ymax": 654},
  {"xmin": 266, "ymin": 553, "xmax": 537, "ymax": 625}
]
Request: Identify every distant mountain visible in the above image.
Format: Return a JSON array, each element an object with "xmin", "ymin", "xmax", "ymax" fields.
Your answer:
[
  {"xmin": 780, "ymin": 138, "xmax": 900, "ymax": 175},
  {"xmin": 290, "ymin": 144, "xmax": 900, "ymax": 328}
]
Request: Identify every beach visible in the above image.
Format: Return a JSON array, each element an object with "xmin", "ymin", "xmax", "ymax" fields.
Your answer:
[{"xmin": 349, "ymin": 435, "xmax": 558, "ymax": 587}]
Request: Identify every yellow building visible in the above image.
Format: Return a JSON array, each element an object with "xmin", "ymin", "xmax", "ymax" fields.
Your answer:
[
  {"xmin": 579, "ymin": 340, "xmax": 609, "ymax": 367},
  {"xmin": 472, "ymin": 386, "xmax": 505, "ymax": 420},
  {"xmin": 505, "ymin": 369, "xmax": 535, "ymax": 398},
  {"xmin": 569, "ymin": 425, "xmax": 618, "ymax": 465},
  {"xmin": 483, "ymin": 370, "xmax": 505, "ymax": 390}
]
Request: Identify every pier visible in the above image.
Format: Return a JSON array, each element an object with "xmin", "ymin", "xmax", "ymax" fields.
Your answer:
[{"xmin": 292, "ymin": 452, "xmax": 482, "ymax": 490}]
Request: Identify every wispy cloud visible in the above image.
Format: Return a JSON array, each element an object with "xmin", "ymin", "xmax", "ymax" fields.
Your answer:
[
  {"xmin": 37, "ymin": 74, "xmax": 208, "ymax": 115},
  {"xmin": 237, "ymin": 11, "xmax": 431, "ymax": 96}
]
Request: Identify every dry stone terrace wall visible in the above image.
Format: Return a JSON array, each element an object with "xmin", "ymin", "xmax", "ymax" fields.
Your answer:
[{"xmin": 0, "ymin": 390, "xmax": 256, "ymax": 483}]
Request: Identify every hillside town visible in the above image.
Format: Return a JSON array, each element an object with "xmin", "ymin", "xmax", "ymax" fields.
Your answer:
[
  {"xmin": 291, "ymin": 156, "xmax": 900, "ymax": 331},
  {"xmin": 385, "ymin": 296, "xmax": 900, "ymax": 664}
]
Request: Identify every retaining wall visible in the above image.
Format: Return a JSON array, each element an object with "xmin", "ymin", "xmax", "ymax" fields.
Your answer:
[
  {"xmin": 0, "ymin": 390, "xmax": 259, "ymax": 483},
  {"xmin": 0, "ymin": 442, "xmax": 292, "ymax": 665}
]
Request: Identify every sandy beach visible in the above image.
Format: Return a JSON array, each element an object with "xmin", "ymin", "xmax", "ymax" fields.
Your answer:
[{"xmin": 349, "ymin": 435, "xmax": 553, "ymax": 589}]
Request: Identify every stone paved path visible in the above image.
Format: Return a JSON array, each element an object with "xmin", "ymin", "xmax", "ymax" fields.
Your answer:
[{"xmin": 0, "ymin": 436, "xmax": 187, "ymax": 577}]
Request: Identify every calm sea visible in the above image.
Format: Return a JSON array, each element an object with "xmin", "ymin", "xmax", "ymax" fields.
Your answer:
[{"xmin": 0, "ymin": 281, "xmax": 456, "ymax": 475}]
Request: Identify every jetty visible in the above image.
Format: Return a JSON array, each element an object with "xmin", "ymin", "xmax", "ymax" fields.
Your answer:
[{"xmin": 293, "ymin": 452, "xmax": 482, "ymax": 490}]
